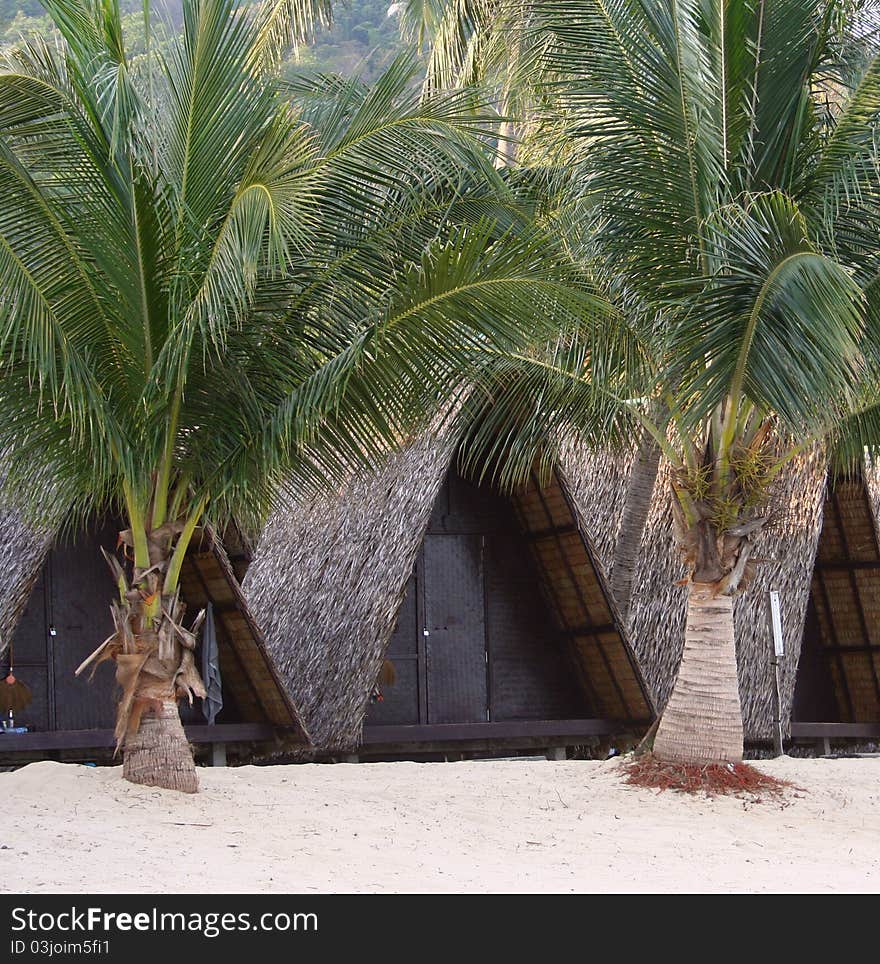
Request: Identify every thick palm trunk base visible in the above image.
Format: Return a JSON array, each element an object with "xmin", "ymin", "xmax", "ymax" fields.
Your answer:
[
  {"xmin": 76, "ymin": 523, "xmax": 207, "ymax": 793},
  {"xmin": 122, "ymin": 699, "xmax": 198, "ymax": 793},
  {"xmin": 653, "ymin": 583, "xmax": 744, "ymax": 765}
]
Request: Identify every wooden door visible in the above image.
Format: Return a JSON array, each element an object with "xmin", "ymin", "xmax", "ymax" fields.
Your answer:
[
  {"xmin": 364, "ymin": 471, "xmax": 584, "ymax": 730},
  {"xmin": 50, "ymin": 521, "xmax": 117, "ymax": 731},
  {"xmin": 423, "ymin": 532, "xmax": 488, "ymax": 723},
  {"xmin": 6, "ymin": 567, "xmax": 51, "ymax": 732}
]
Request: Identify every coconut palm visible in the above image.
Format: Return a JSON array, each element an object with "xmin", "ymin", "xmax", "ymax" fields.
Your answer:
[
  {"xmin": 452, "ymin": 0, "xmax": 880, "ymax": 764},
  {"xmin": 377, "ymin": 2, "xmax": 664, "ymax": 623},
  {"xmin": 0, "ymin": 0, "xmax": 605, "ymax": 790}
]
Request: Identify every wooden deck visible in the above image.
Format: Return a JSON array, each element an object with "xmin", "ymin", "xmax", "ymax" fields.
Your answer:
[
  {"xmin": 0, "ymin": 722, "xmax": 297, "ymax": 753},
  {"xmin": 361, "ymin": 718, "xmax": 649, "ymax": 755},
  {"xmin": 789, "ymin": 721, "xmax": 880, "ymax": 739}
]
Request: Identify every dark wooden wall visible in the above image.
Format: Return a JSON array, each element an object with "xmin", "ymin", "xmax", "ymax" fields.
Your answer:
[
  {"xmin": 791, "ymin": 601, "xmax": 842, "ymax": 723},
  {"xmin": 366, "ymin": 472, "xmax": 586, "ymax": 727},
  {"xmin": 7, "ymin": 519, "xmax": 118, "ymax": 732},
  {"xmin": 5, "ymin": 521, "xmax": 237, "ymax": 732}
]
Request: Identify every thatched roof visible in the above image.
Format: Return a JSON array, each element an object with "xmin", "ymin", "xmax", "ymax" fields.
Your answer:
[
  {"xmin": 557, "ymin": 440, "xmax": 634, "ymax": 569},
  {"xmin": 0, "ymin": 506, "xmax": 54, "ymax": 656},
  {"xmin": 729, "ymin": 449, "xmax": 828, "ymax": 739},
  {"xmin": 243, "ymin": 437, "xmax": 651, "ymax": 753},
  {"xmin": 561, "ymin": 442, "xmax": 831, "ymax": 741},
  {"xmin": 243, "ymin": 434, "xmax": 457, "ymax": 752}
]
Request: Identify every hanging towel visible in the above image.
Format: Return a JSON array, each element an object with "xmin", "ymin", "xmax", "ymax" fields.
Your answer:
[{"xmin": 201, "ymin": 603, "xmax": 223, "ymax": 724}]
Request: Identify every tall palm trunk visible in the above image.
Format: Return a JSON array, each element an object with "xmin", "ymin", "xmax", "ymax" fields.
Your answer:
[
  {"xmin": 610, "ymin": 432, "xmax": 661, "ymax": 620},
  {"xmin": 652, "ymin": 582, "xmax": 744, "ymax": 764},
  {"xmin": 496, "ymin": 119, "xmax": 518, "ymax": 166},
  {"xmin": 645, "ymin": 432, "xmax": 769, "ymax": 766},
  {"xmin": 118, "ymin": 583, "xmax": 205, "ymax": 792}
]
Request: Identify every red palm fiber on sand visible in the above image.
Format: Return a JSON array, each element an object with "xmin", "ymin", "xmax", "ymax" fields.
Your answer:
[{"xmin": 622, "ymin": 753, "xmax": 801, "ymax": 800}]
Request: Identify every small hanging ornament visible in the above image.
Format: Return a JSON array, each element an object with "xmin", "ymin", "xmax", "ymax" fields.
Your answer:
[{"xmin": 1, "ymin": 634, "xmax": 32, "ymax": 717}]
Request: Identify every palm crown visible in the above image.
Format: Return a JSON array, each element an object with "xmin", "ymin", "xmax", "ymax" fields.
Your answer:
[
  {"xmin": 442, "ymin": 0, "xmax": 880, "ymax": 515},
  {"xmin": 0, "ymin": 0, "xmax": 595, "ymax": 541}
]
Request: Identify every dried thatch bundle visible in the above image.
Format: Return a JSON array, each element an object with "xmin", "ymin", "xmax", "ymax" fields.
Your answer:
[
  {"xmin": 244, "ymin": 422, "xmax": 655, "ymax": 754},
  {"xmin": 0, "ymin": 457, "xmax": 67, "ymax": 658},
  {"xmin": 556, "ymin": 437, "xmax": 636, "ymax": 568},
  {"xmin": 0, "ymin": 507, "xmax": 55, "ymax": 658}
]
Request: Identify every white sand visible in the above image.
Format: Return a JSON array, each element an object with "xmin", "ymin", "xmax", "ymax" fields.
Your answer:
[{"xmin": 3, "ymin": 756, "xmax": 879, "ymax": 893}]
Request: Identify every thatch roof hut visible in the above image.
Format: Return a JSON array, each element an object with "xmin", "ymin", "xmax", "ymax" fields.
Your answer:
[
  {"xmin": 8, "ymin": 430, "xmax": 871, "ymax": 761},
  {"xmin": 567, "ymin": 440, "xmax": 880, "ymax": 743},
  {"xmin": 243, "ymin": 438, "xmax": 653, "ymax": 757},
  {"xmin": 0, "ymin": 513, "xmax": 308, "ymax": 758}
]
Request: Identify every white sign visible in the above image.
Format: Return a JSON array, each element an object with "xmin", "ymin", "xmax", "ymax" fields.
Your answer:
[{"xmin": 769, "ymin": 591, "xmax": 784, "ymax": 657}]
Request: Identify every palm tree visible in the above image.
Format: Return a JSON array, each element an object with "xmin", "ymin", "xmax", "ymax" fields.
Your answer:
[
  {"xmin": 453, "ymin": 0, "xmax": 880, "ymax": 764},
  {"xmin": 0, "ymin": 0, "xmax": 601, "ymax": 790},
  {"xmin": 343, "ymin": 1, "xmax": 664, "ymax": 621}
]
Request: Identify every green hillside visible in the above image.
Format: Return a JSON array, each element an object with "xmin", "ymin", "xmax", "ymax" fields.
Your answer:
[
  {"xmin": 0, "ymin": 0, "xmax": 406, "ymax": 78},
  {"xmin": 299, "ymin": 0, "xmax": 404, "ymax": 78}
]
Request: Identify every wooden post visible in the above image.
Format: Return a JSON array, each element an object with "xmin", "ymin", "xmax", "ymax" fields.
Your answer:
[
  {"xmin": 768, "ymin": 591, "xmax": 786, "ymax": 757},
  {"xmin": 211, "ymin": 743, "xmax": 227, "ymax": 767},
  {"xmin": 546, "ymin": 746, "xmax": 566, "ymax": 761},
  {"xmin": 772, "ymin": 659, "xmax": 785, "ymax": 757}
]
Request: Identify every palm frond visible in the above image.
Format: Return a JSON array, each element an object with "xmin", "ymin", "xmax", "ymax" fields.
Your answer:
[
  {"xmin": 251, "ymin": 0, "xmax": 334, "ymax": 69},
  {"xmin": 670, "ymin": 192, "xmax": 865, "ymax": 430}
]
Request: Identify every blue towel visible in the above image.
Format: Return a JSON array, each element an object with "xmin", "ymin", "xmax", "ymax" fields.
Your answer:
[{"xmin": 200, "ymin": 603, "xmax": 224, "ymax": 725}]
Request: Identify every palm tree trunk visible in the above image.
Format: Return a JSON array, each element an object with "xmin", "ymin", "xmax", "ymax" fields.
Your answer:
[
  {"xmin": 114, "ymin": 602, "xmax": 203, "ymax": 791},
  {"xmin": 123, "ymin": 699, "xmax": 197, "ymax": 793},
  {"xmin": 78, "ymin": 540, "xmax": 206, "ymax": 792},
  {"xmin": 652, "ymin": 583, "xmax": 744, "ymax": 764},
  {"xmin": 610, "ymin": 432, "xmax": 661, "ymax": 620},
  {"xmin": 496, "ymin": 119, "xmax": 517, "ymax": 166}
]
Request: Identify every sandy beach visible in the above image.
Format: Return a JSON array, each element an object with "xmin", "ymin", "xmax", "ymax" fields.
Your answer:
[{"xmin": 3, "ymin": 757, "xmax": 878, "ymax": 893}]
